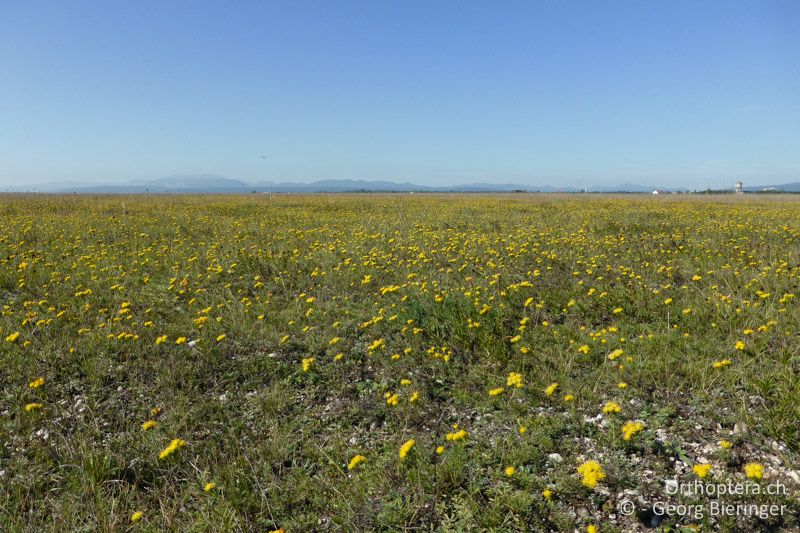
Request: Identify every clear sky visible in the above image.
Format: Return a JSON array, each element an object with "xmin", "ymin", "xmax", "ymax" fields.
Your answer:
[{"xmin": 1, "ymin": 1, "xmax": 798, "ymax": 189}]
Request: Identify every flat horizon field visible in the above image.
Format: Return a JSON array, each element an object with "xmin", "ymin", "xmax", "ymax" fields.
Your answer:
[{"xmin": 1, "ymin": 194, "xmax": 799, "ymax": 532}]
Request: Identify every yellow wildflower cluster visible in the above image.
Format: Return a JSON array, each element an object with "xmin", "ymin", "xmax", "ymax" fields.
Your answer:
[
  {"xmin": 399, "ymin": 439, "xmax": 416, "ymax": 460},
  {"xmin": 621, "ymin": 421, "xmax": 644, "ymax": 441},
  {"xmin": 159, "ymin": 438, "xmax": 187, "ymax": 459},
  {"xmin": 577, "ymin": 460, "xmax": 605, "ymax": 489},
  {"xmin": 348, "ymin": 455, "xmax": 366, "ymax": 470},
  {"xmin": 506, "ymin": 372, "xmax": 523, "ymax": 388}
]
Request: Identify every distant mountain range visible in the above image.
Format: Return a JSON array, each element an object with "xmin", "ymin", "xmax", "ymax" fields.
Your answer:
[{"xmin": 4, "ymin": 174, "xmax": 799, "ymax": 193}]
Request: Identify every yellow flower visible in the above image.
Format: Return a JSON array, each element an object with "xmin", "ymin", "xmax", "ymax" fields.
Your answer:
[
  {"xmin": 5, "ymin": 331, "xmax": 21, "ymax": 343},
  {"xmin": 719, "ymin": 440, "xmax": 732, "ymax": 450},
  {"xmin": 301, "ymin": 357, "xmax": 315, "ymax": 372},
  {"xmin": 25, "ymin": 403, "xmax": 43, "ymax": 412},
  {"xmin": 399, "ymin": 439, "xmax": 415, "ymax": 459},
  {"xmin": 29, "ymin": 377, "xmax": 45, "ymax": 389},
  {"xmin": 347, "ymin": 455, "xmax": 366, "ymax": 470},
  {"xmin": 504, "ymin": 466, "xmax": 516, "ymax": 477},
  {"xmin": 155, "ymin": 335, "xmax": 167, "ymax": 345},
  {"xmin": 436, "ymin": 446, "xmax": 445, "ymax": 455},
  {"xmin": 215, "ymin": 334, "xmax": 226, "ymax": 342},
  {"xmin": 663, "ymin": 298, "xmax": 673, "ymax": 304},
  {"xmin": 544, "ymin": 383, "xmax": 558, "ymax": 396},
  {"xmin": 608, "ymin": 349, "xmax": 623, "ymax": 361},
  {"xmin": 612, "ymin": 307, "xmax": 623, "ymax": 314},
  {"xmin": 734, "ymin": 341, "xmax": 745, "ymax": 350},
  {"xmin": 175, "ymin": 336, "xmax": 187, "ymax": 345},
  {"xmin": 386, "ymin": 393, "xmax": 399, "ymax": 406},
  {"xmin": 587, "ymin": 526, "xmax": 597, "ymax": 533},
  {"xmin": 602, "ymin": 401, "xmax": 621, "ymax": 414},
  {"xmin": 621, "ymin": 420, "xmax": 644, "ymax": 441},
  {"xmin": 577, "ymin": 460, "xmax": 605, "ymax": 489},
  {"xmin": 445, "ymin": 429, "xmax": 468, "ymax": 441},
  {"xmin": 142, "ymin": 420, "xmax": 157, "ymax": 431},
  {"xmin": 409, "ymin": 391, "xmax": 420, "ymax": 403},
  {"xmin": 618, "ymin": 382, "xmax": 628, "ymax": 389},
  {"xmin": 563, "ymin": 394, "xmax": 575, "ymax": 402},
  {"xmin": 712, "ymin": 359, "xmax": 732, "ymax": 369},
  {"xmin": 488, "ymin": 387, "xmax": 504, "ymax": 396},
  {"xmin": 329, "ymin": 337, "xmax": 341, "ymax": 345},
  {"xmin": 577, "ymin": 345, "xmax": 590, "ymax": 354},
  {"xmin": 204, "ymin": 482, "xmax": 216, "ymax": 492},
  {"xmin": 743, "ymin": 462, "xmax": 763, "ymax": 480},
  {"xmin": 693, "ymin": 464, "xmax": 712, "ymax": 478},
  {"xmin": 159, "ymin": 438, "xmax": 187, "ymax": 459},
  {"xmin": 506, "ymin": 372, "xmax": 523, "ymax": 388},
  {"xmin": 368, "ymin": 338, "xmax": 385, "ymax": 351},
  {"xmin": 542, "ymin": 488, "xmax": 552, "ymax": 500},
  {"xmin": 130, "ymin": 511, "xmax": 143, "ymax": 523}
]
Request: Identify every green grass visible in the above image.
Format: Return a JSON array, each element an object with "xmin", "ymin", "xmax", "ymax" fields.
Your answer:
[{"xmin": 1, "ymin": 193, "xmax": 798, "ymax": 531}]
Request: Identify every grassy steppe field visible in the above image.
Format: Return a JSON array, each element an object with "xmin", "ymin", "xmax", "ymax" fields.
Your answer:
[{"xmin": 1, "ymin": 194, "xmax": 799, "ymax": 532}]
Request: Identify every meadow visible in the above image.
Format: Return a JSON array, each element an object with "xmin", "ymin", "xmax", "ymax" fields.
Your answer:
[{"xmin": 1, "ymin": 193, "xmax": 798, "ymax": 532}]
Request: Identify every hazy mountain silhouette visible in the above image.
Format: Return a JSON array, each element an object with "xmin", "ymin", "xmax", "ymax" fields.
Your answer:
[{"xmin": 4, "ymin": 175, "xmax": 798, "ymax": 193}]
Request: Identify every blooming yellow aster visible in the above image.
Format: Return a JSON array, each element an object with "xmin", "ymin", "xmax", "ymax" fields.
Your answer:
[
  {"xmin": 743, "ymin": 462, "xmax": 763, "ymax": 480},
  {"xmin": 506, "ymin": 372, "xmax": 523, "ymax": 388},
  {"xmin": 577, "ymin": 460, "xmax": 605, "ymax": 489},
  {"xmin": 693, "ymin": 464, "xmax": 712, "ymax": 478},
  {"xmin": 159, "ymin": 438, "xmax": 187, "ymax": 459},
  {"xmin": 445, "ymin": 429, "xmax": 468, "ymax": 441},
  {"xmin": 347, "ymin": 455, "xmax": 366, "ymax": 470},
  {"xmin": 399, "ymin": 439, "xmax": 415, "ymax": 459},
  {"xmin": 621, "ymin": 420, "xmax": 644, "ymax": 441}
]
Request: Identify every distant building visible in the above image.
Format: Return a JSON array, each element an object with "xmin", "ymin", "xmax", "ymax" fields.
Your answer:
[
  {"xmin": 735, "ymin": 181, "xmax": 743, "ymax": 194},
  {"xmin": 652, "ymin": 190, "xmax": 660, "ymax": 195}
]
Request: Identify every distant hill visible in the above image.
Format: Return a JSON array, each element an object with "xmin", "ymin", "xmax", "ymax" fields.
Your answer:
[
  {"xmin": 7, "ymin": 176, "xmax": 553, "ymax": 193},
  {"xmin": 4, "ymin": 175, "xmax": 798, "ymax": 194},
  {"xmin": 141, "ymin": 174, "xmax": 251, "ymax": 192},
  {"xmin": 252, "ymin": 179, "xmax": 429, "ymax": 193}
]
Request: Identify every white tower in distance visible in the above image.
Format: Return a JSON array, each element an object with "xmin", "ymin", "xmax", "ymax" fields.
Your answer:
[{"xmin": 735, "ymin": 181, "xmax": 743, "ymax": 194}]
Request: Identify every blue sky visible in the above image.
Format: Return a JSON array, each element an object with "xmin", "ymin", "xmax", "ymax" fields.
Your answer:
[{"xmin": 1, "ymin": 1, "xmax": 798, "ymax": 189}]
